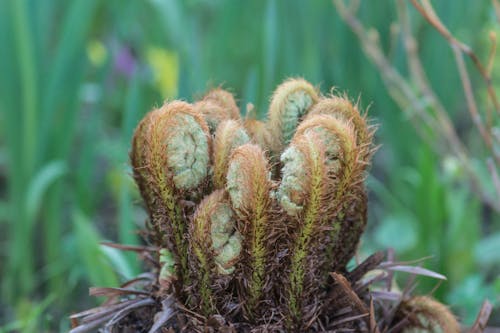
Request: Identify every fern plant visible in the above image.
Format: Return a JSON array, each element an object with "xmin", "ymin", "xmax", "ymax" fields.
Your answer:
[{"xmin": 71, "ymin": 79, "xmax": 460, "ymax": 332}]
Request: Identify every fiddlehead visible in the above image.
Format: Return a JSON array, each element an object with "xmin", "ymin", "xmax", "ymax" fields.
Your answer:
[
  {"xmin": 226, "ymin": 143, "xmax": 272, "ymax": 316},
  {"xmin": 190, "ymin": 190, "xmax": 242, "ymax": 315},
  {"xmin": 130, "ymin": 101, "xmax": 211, "ymax": 291},
  {"xmin": 212, "ymin": 120, "xmax": 250, "ymax": 189},
  {"xmin": 267, "ymin": 78, "xmax": 319, "ymax": 155}
]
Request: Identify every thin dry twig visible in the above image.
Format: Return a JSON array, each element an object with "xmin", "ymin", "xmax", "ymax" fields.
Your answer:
[
  {"xmin": 395, "ymin": 0, "xmax": 498, "ymax": 194},
  {"xmin": 469, "ymin": 300, "xmax": 493, "ymax": 333},
  {"xmin": 333, "ymin": 0, "xmax": 436, "ymax": 138},
  {"xmin": 409, "ymin": 0, "xmax": 500, "ymax": 206},
  {"xmin": 148, "ymin": 297, "xmax": 176, "ymax": 333},
  {"xmin": 348, "ymin": 251, "xmax": 385, "ymax": 282},
  {"xmin": 452, "ymin": 46, "xmax": 494, "ymax": 151},
  {"xmin": 494, "ymin": 0, "xmax": 500, "ymax": 23},
  {"xmin": 486, "ymin": 31, "xmax": 497, "ymax": 129},
  {"xmin": 487, "ymin": 32, "xmax": 497, "ymax": 77},
  {"xmin": 487, "ymin": 158, "xmax": 500, "ymax": 199},
  {"xmin": 410, "ymin": 0, "xmax": 500, "ymax": 115},
  {"xmin": 396, "ymin": 0, "xmax": 467, "ymax": 157},
  {"xmin": 333, "ymin": 0, "xmax": 500, "ymax": 212},
  {"xmin": 331, "ymin": 272, "xmax": 376, "ymax": 331},
  {"xmin": 89, "ymin": 287, "xmax": 151, "ymax": 297},
  {"xmin": 103, "ymin": 298, "xmax": 156, "ymax": 332},
  {"xmin": 101, "ymin": 241, "xmax": 157, "ymax": 252}
]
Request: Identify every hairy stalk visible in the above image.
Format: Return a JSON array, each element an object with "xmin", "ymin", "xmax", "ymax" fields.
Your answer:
[
  {"xmin": 283, "ymin": 132, "xmax": 328, "ymax": 322},
  {"xmin": 131, "ymin": 112, "xmax": 165, "ymax": 245},
  {"xmin": 296, "ymin": 114, "xmax": 366, "ymax": 272},
  {"xmin": 130, "ymin": 111, "xmax": 155, "ymax": 214},
  {"xmin": 226, "ymin": 144, "xmax": 271, "ymax": 316},
  {"xmin": 307, "ymin": 98, "xmax": 375, "ymax": 269},
  {"xmin": 190, "ymin": 189, "xmax": 220, "ymax": 315},
  {"xmin": 190, "ymin": 190, "xmax": 242, "ymax": 315},
  {"xmin": 333, "ymin": 191, "xmax": 368, "ymax": 269},
  {"xmin": 131, "ymin": 101, "xmax": 211, "ymax": 291},
  {"xmin": 195, "ymin": 254, "xmax": 213, "ymax": 316},
  {"xmin": 161, "ymin": 188, "xmax": 189, "ymax": 291}
]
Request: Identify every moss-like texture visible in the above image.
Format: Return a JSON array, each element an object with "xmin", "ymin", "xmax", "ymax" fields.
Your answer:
[
  {"xmin": 166, "ymin": 112, "xmax": 211, "ymax": 189},
  {"xmin": 284, "ymin": 132, "xmax": 330, "ymax": 321}
]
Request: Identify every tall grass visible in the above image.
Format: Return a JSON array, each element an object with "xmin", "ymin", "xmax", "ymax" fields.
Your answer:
[
  {"xmin": 0, "ymin": 0, "xmax": 126, "ymax": 327},
  {"xmin": 0, "ymin": 0, "xmax": 497, "ymax": 330}
]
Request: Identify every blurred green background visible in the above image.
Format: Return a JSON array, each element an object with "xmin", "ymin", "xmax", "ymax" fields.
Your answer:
[{"xmin": 0, "ymin": 0, "xmax": 499, "ymax": 331}]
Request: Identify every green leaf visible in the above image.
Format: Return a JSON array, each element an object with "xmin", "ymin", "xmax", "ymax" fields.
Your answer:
[
  {"xmin": 73, "ymin": 210, "xmax": 118, "ymax": 287},
  {"xmin": 263, "ymin": 0, "xmax": 278, "ymax": 94},
  {"xmin": 374, "ymin": 214, "xmax": 418, "ymax": 253},
  {"xmin": 0, "ymin": 200, "xmax": 9, "ymax": 222},
  {"xmin": 25, "ymin": 160, "xmax": 68, "ymax": 223},
  {"xmin": 100, "ymin": 245, "xmax": 135, "ymax": 280},
  {"xmin": 0, "ymin": 295, "xmax": 56, "ymax": 333},
  {"xmin": 475, "ymin": 232, "xmax": 500, "ymax": 267}
]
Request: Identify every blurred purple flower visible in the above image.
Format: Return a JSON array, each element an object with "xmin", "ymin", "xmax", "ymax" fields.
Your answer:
[{"xmin": 114, "ymin": 46, "xmax": 136, "ymax": 77}]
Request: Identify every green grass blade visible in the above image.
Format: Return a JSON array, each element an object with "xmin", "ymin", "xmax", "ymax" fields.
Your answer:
[
  {"xmin": 38, "ymin": 0, "xmax": 100, "ymax": 161},
  {"xmin": 11, "ymin": 0, "xmax": 38, "ymax": 176},
  {"xmin": 25, "ymin": 160, "xmax": 67, "ymax": 223},
  {"xmin": 73, "ymin": 210, "xmax": 119, "ymax": 287}
]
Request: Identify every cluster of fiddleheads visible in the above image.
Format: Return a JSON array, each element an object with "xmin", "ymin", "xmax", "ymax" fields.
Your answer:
[{"xmin": 121, "ymin": 78, "xmax": 460, "ymax": 332}]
